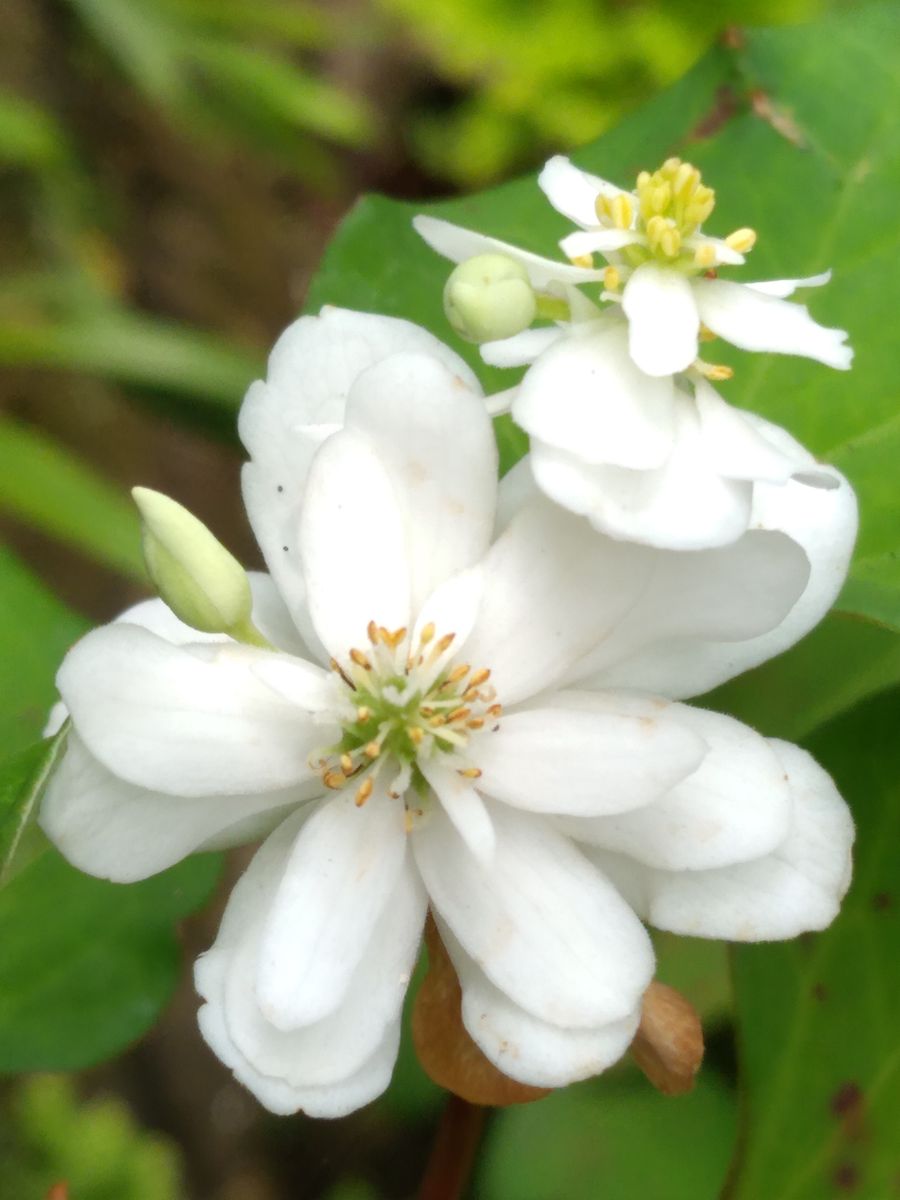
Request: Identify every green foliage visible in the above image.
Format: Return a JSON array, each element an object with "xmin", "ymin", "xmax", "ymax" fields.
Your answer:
[
  {"xmin": 480, "ymin": 1068, "xmax": 738, "ymax": 1199},
  {"xmin": 377, "ymin": 0, "xmax": 834, "ymax": 185},
  {"xmin": 0, "ymin": 731, "xmax": 67, "ymax": 887},
  {"xmin": 728, "ymin": 690, "xmax": 900, "ymax": 1199},
  {"xmin": 0, "ymin": 1074, "xmax": 184, "ymax": 1199}
]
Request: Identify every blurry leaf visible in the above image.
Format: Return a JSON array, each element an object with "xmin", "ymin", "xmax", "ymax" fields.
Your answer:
[
  {"xmin": 0, "ymin": 418, "xmax": 145, "ymax": 581},
  {"xmin": 653, "ymin": 933, "xmax": 731, "ymax": 1023},
  {"xmin": 173, "ymin": 0, "xmax": 333, "ymax": 49},
  {"xmin": 0, "ymin": 546, "xmax": 86, "ymax": 760},
  {"xmin": 0, "ymin": 93, "xmax": 70, "ymax": 170},
  {"xmin": 307, "ymin": 0, "xmax": 900, "ymax": 724},
  {"xmin": 187, "ymin": 40, "xmax": 373, "ymax": 146},
  {"xmin": 63, "ymin": 0, "xmax": 186, "ymax": 103},
  {"xmin": 0, "ymin": 848, "xmax": 221, "ymax": 1071},
  {"xmin": 727, "ymin": 689, "xmax": 900, "ymax": 1199},
  {"xmin": 479, "ymin": 1068, "xmax": 737, "ymax": 1200},
  {"xmin": 0, "ymin": 732, "xmax": 66, "ymax": 887},
  {"xmin": 0, "ymin": 309, "xmax": 260, "ymax": 409}
]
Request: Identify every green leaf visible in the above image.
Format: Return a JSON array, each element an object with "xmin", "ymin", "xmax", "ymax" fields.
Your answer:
[
  {"xmin": 0, "ymin": 309, "xmax": 260, "ymax": 410},
  {"xmin": 0, "ymin": 92, "xmax": 70, "ymax": 169},
  {"xmin": 0, "ymin": 732, "xmax": 67, "ymax": 887},
  {"xmin": 726, "ymin": 689, "xmax": 900, "ymax": 1199},
  {"xmin": 0, "ymin": 849, "xmax": 221, "ymax": 1072},
  {"xmin": 0, "ymin": 418, "xmax": 145, "ymax": 581},
  {"xmin": 479, "ymin": 1068, "xmax": 737, "ymax": 1200},
  {"xmin": 0, "ymin": 546, "xmax": 87, "ymax": 760},
  {"xmin": 305, "ymin": 0, "xmax": 900, "ymax": 724}
]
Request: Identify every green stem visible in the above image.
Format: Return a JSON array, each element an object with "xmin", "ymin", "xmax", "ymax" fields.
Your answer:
[{"xmin": 228, "ymin": 616, "xmax": 275, "ymax": 650}]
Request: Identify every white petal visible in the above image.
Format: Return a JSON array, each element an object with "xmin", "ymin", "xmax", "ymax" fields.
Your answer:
[
  {"xmin": 440, "ymin": 922, "xmax": 640, "ymax": 1088},
  {"xmin": 530, "ymin": 395, "xmax": 754, "ymax": 550},
  {"xmin": 474, "ymin": 691, "xmax": 705, "ymax": 816},
  {"xmin": 746, "ymin": 270, "xmax": 831, "ymax": 299},
  {"xmin": 413, "ymin": 801, "xmax": 654, "ymax": 1027},
  {"xmin": 413, "ymin": 215, "xmax": 607, "ymax": 288},
  {"xmin": 495, "ymin": 457, "xmax": 538, "ymax": 535},
  {"xmin": 299, "ymin": 428, "xmax": 410, "ymax": 660},
  {"xmin": 462, "ymin": 497, "xmax": 650, "ymax": 705},
  {"xmin": 590, "ymin": 739, "xmax": 854, "ymax": 940},
  {"xmin": 420, "ymin": 760, "xmax": 496, "ymax": 863},
  {"xmin": 481, "ymin": 325, "xmax": 566, "ymax": 368},
  {"xmin": 537, "ymin": 156, "xmax": 626, "ymax": 227},
  {"xmin": 239, "ymin": 308, "xmax": 477, "ymax": 637},
  {"xmin": 413, "ymin": 565, "xmax": 484, "ymax": 652},
  {"xmin": 196, "ymin": 810, "xmax": 411, "ymax": 1116},
  {"xmin": 569, "ymin": 526, "xmax": 812, "ymax": 699},
  {"xmin": 39, "ymin": 732, "xmax": 313, "ymax": 882},
  {"xmin": 511, "ymin": 323, "xmax": 677, "ymax": 469},
  {"xmin": 563, "ymin": 706, "xmax": 792, "ymax": 870},
  {"xmin": 58, "ymin": 625, "xmax": 335, "ymax": 795},
  {"xmin": 623, "ymin": 263, "xmax": 700, "ymax": 376},
  {"xmin": 256, "ymin": 785, "xmax": 407, "ymax": 1029},
  {"xmin": 693, "ymin": 378, "xmax": 817, "ymax": 484},
  {"xmin": 345, "ymin": 352, "xmax": 497, "ymax": 609},
  {"xmin": 560, "ymin": 229, "xmax": 642, "ymax": 258},
  {"xmin": 694, "ymin": 278, "xmax": 852, "ymax": 369}
]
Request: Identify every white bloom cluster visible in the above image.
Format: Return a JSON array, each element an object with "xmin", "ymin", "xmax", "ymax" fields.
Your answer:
[
  {"xmin": 416, "ymin": 155, "xmax": 852, "ymax": 548},
  {"xmin": 40, "ymin": 157, "xmax": 857, "ymax": 1119}
]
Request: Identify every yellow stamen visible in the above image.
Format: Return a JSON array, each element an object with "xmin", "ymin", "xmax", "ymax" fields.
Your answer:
[
  {"xmin": 468, "ymin": 667, "xmax": 491, "ymax": 689},
  {"xmin": 340, "ymin": 753, "xmax": 354, "ymax": 774},
  {"xmin": 698, "ymin": 324, "xmax": 717, "ymax": 343},
  {"xmin": 447, "ymin": 707, "xmax": 471, "ymax": 723},
  {"xmin": 357, "ymin": 705, "xmax": 371, "ymax": 723},
  {"xmin": 696, "ymin": 360, "xmax": 734, "ymax": 381},
  {"xmin": 419, "ymin": 622, "xmax": 436, "ymax": 645},
  {"xmin": 367, "ymin": 620, "xmax": 379, "ymax": 644},
  {"xmin": 569, "ymin": 253, "xmax": 594, "ymax": 268},
  {"xmin": 725, "ymin": 227, "xmax": 757, "ymax": 253},
  {"xmin": 466, "ymin": 717, "xmax": 485, "ymax": 730},
  {"xmin": 364, "ymin": 741, "xmax": 381, "ymax": 758},
  {"xmin": 323, "ymin": 770, "xmax": 346, "ymax": 790},
  {"xmin": 610, "ymin": 193, "xmax": 633, "ymax": 229},
  {"xmin": 603, "ymin": 265, "xmax": 621, "ymax": 291},
  {"xmin": 408, "ymin": 726, "xmax": 424, "ymax": 744},
  {"xmin": 693, "ymin": 243, "xmax": 717, "ymax": 269},
  {"xmin": 355, "ymin": 777, "xmax": 373, "ymax": 807},
  {"xmin": 349, "ymin": 648, "xmax": 371, "ymax": 670},
  {"xmin": 458, "ymin": 767, "xmax": 482, "ymax": 779},
  {"xmin": 446, "ymin": 663, "xmax": 470, "ymax": 685}
]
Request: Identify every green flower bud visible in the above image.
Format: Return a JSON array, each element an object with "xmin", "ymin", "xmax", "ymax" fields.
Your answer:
[
  {"xmin": 443, "ymin": 254, "xmax": 537, "ymax": 343},
  {"xmin": 132, "ymin": 487, "xmax": 255, "ymax": 638}
]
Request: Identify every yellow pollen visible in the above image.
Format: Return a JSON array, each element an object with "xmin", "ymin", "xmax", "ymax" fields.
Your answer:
[
  {"xmin": 367, "ymin": 620, "xmax": 379, "ymax": 644},
  {"xmin": 419, "ymin": 622, "xmax": 436, "ymax": 645},
  {"xmin": 603, "ymin": 265, "xmax": 621, "ymax": 291},
  {"xmin": 434, "ymin": 632, "xmax": 456, "ymax": 654},
  {"xmin": 448, "ymin": 706, "xmax": 471, "ymax": 723},
  {"xmin": 569, "ymin": 253, "xmax": 594, "ymax": 268},
  {"xmin": 340, "ymin": 753, "xmax": 354, "ymax": 774},
  {"xmin": 355, "ymin": 777, "xmax": 373, "ymax": 807},
  {"xmin": 694, "ymin": 243, "xmax": 717, "ymax": 269},
  {"xmin": 466, "ymin": 717, "xmax": 485, "ymax": 730},
  {"xmin": 725, "ymin": 227, "xmax": 757, "ymax": 253},
  {"xmin": 458, "ymin": 767, "xmax": 482, "ymax": 779},
  {"xmin": 698, "ymin": 324, "xmax": 717, "ymax": 343},
  {"xmin": 468, "ymin": 667, "xmax": 491, "ymax": 688},
  {"xmin": 696, "ymin": 360, "xmax": 734, "ymax": 381},
  {"xmin": 634, "ymin": 158, "xmax": 717, "ymax": 259},
  {"xmin": 324, "ymin": 770, "xmax": 346, "ymax": 789},
  {"xmin": 408, "ymin": 726, "xmax": 425, "ymax": 745},
  {"xmin": 364, "ymin": 741, "xmax": 381, "ymax": 758},
  {"xmin": 357, "ymin": 705, "xmax": 371, "ymax": 722},
  {"xmin": 446, "ymin": 663, "xmax": 471, "ymax": 684},
  {"xmin": 487, "ymin": 703, "xmax": 503, "ymax": 718},
  {"xmin": 349, "ymin": 648, "xmax": 371, "ymax": 670},
  {"xmin": 610, "ymin": 193, "xmax": 633, "ymax": 229}
]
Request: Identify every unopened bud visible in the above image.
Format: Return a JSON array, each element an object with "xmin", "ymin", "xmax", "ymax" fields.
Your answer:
[
  {"xmin": 443, "ymin": 254, "xmax": 537, "ymax": 343},
  {"xmin": 132, "ymin": 487, "xmax": 253, "ymax": 636}
]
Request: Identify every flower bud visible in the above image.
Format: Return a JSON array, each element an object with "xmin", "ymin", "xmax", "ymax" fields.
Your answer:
[
  {"xmin": 132, "ymin": 487, "xmax": 252, "ymax": 635},
  {"xmin": 443, "ymin": 254, "xmax": 537, "ymax": 343}
]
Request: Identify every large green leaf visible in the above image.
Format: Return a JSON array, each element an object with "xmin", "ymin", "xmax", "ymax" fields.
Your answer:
[
  {"xmin": 726, "ymin": 689, "xmax": 900, "ymax": 1199},
  {"xmin": 306, "ymin": 0, "xmax": 900, "ymax": 711},
  {"xmin": 479, "ymin": 1068, "xmax": 737, "ymax": 1200},
  {"xmin": 0, "ymin": 732, "xmax": 66, "ymax": 887},
  {"xmin": 0, "ymin": 849, "xmax": 220, "ymax": 1072},
  {"xmin": 0, "ymin": 418, "xmax": 145, "ymax": 581},
  {"xmin": 0, "ymin": 546, "xmax": 87, "ymax": 760}
]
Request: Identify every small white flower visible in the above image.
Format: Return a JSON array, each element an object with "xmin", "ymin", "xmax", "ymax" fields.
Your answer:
[
  {"xmin": 414, "ymin": 155, "xmax": 853, "ymax": 549},
  {"xmin": 42, "ymin": 313, "xmax": 855, "ymax": 1117}
]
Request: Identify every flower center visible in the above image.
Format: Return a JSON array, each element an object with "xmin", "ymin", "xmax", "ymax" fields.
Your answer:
[{"xmin": 316, "ymin": 620, "xmax": 500, "ymax": 810}]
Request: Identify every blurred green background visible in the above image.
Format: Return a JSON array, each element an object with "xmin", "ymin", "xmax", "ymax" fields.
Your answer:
[{"xmin": 0, "ymin": 1, "xmax": 887, "ymax": 1198}]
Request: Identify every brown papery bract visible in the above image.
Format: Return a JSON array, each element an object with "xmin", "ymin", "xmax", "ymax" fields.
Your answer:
[{"xmin": 630, "ymin": 980, "xmax": 704, "ymax": 1096}]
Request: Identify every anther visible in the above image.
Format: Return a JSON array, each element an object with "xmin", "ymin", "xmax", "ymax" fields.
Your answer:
[
  {"xmin": 696, "ymin": 360, "xmax": 734, "ymax": 381},
  {"xmin": 447, "ymin": 706, "xmax": 471, "ymax": 723},
  {"xmin": 603, "ymin": 265, "xmax": 620, "ymax": 291},
  {"xmin": 349, "ymin": 648, "xmax": 371, "ymax": 670},
  {"xmin": 569, "ymin": 253, "xmax": 594, "ymax": 268},
  {"xmin": 357, "ymin": 706, "xmax": 371, "ymax": 723},
  {"xmin": 408, "ymin": 726, "xmax": 425, "ymax": 745},
  {"xmin": 367, "ymin": 620, "xmax": 379, "ymax": 644},
  {"xmin": 610, "ymin": 194, "xmax": 633, "ymax": 229},
  {"xmin": 446, "ymin": 663, "xmax": 471, "ymax": 684},
  {"xmin": 693, "ymin": 243, "xmax": 717, "ymax": 269},
  {"xmin": 466, "ymin": 717, "xmax": 485, "ymax": 730},
  {"xmin": 435, "ymin": 632, "xmax": 455, "ymax": 654},
  {"xmin": 340, "ymin": 753, "xmax": 354, "ymax": 774},
  {"xmin": 725, "ymin": 227, "xmax": 757, "ymax": 253},
  {"xmin": 323, "ymin": 770, "xmax": 346, "ymax": 790},
  {"xmin": 364, "ymin": 741, "xmax": 381, "ymax": 758},
  {"xmin": 355, "ymin": 777, "xmax": 373, "ymax": 807},
  {"xmin": 458, "ymin": 767, "xmax": 482, "ymax": 779},
  {"xmin": 419, "ymin": 622, "xmax": 436, "ymax": 645},
  {"xmin": 487, "ymin": 704, "xmax": 503, "ymax": 718}
]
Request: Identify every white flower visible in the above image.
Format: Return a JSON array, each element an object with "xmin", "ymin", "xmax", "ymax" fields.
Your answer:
[
  {"xmin": 413, "ymin": 156, "xmax": 853, "ymax": 549},
  {"xmin": 41, "ymin": 313, "xmax": 855, "ymax": 1117}
]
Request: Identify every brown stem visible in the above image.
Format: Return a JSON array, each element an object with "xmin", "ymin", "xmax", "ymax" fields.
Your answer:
[{"xmin": 417, "ymin": 1095, "xmax": 487, "ymax": 1200}]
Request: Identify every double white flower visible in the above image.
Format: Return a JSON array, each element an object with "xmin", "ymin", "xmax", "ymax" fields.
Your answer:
[
  {"xmin": 415, "ymin": 155, "xmax": 852, "ymax": 549},
  {"xmin": 42, "ymin": 310, "xmax": 856, "ymax": 1117}
]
